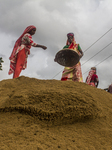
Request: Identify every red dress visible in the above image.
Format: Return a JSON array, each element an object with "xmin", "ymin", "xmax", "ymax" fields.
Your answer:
[
  {"xmin": 89, "ymin": 74, "xmax": 98, "ymax": 87},
  {"xmin": 8, "ymin": 28, "xmax": 37, "ymax": 78}
]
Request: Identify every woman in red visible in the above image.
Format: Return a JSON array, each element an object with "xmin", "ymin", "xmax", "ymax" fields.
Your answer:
[
  {"xmin": 8, "ymin": 25, "xmax": 47, "ymax": 78},
  {"xmin": 86, "ymin": 67, "xmax": 99, "ymax": 87}
]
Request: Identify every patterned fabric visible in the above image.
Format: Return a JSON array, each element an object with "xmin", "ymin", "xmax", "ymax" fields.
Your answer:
[
  {"xmin": 88, "ymin": 82, "xmax": 95, "ymax": 87},
  {"xmin": 86, "ymin": 69, "xmax": 98, "ymax": 87},
  {"xmin": 86, "ymin": 69, "xmax": 95, "ymax": 84},
  {"xmin": 61, "ymin": 62, "xmax": 83, "ymax": 82},
  {"xmin": 21, "ymin": 33, "xmax": 37, "ymax": 48},
  {"xmin": 61, "ymin": 34, "xmax": 83, "ymax": 82},
  {"xmin": 91, "ymin": 74, "xmax": 98, "ymax": 81},
  {"xmin": 8, "ymin": 25, "xmax": 37, "ymax": 75},
  {"xmin": 67, "ymin": 33, "xmax": 74, "ymax": 37}
]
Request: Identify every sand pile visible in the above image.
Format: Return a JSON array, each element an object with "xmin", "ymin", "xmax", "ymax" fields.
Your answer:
[{"xmin": 0, "ymin": 76, "xmax": 112, "ymax": 149}]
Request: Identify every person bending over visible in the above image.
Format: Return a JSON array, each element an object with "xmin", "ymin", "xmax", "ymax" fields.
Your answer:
[{"xmin": 8, "ymin": 25, "xmax": 47, "ymax": 78}]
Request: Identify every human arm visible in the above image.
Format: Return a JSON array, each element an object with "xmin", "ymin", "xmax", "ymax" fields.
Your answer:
[
  {"xmin": 107, "ymin": 87, "xmax": 110, "ymax": 92},
  {"xmin": 35, "ymin": 44, "xmax": 47, "ymax": 50},
  {"xmin": 63, "ymin": 45, "xmax": 69, "ymax": 49},
  {"xmin": 22, "ymin": 33, "xmax": 47, "ymax": 50},
  {"xmin": 63, "ymin": 44, "xmax": 84, "ymax": 58},
  {"xmin": 95, "ymin": 78, "xmax": 99, "ymax": 88},
  {"xmin": 30, "ymin": 37, "xmax": 47, "ymax": 50},
  {"xmin": 107, "ymin": 86, "xmax": 110, "ymax": 92},
  {"xmin": 78, "ymin": 44, "xmax": 84, "ymax": 58},
  {"xmin": 85, "ymin": 77, "xmax": 88, "ymax": 83}
]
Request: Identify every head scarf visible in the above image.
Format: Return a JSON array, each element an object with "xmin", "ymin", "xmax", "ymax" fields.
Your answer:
[
  {"xmin": 9, "ymin": 25, "xmax": 36, "ymax": 60},
  {"xmin": 66, "ymin": 32, "xmax": 76, "ymax": 49},
  {"xmin": 67, "ymin": 32, "xmax": 74, "ymax": 37}
]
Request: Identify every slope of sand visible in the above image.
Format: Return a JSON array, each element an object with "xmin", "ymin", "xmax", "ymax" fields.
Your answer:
[{"xmin": 0, "ymin": 76, "xmax": 112, "ymax": 150}]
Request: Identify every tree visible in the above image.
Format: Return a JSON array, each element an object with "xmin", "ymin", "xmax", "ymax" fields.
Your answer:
[{"xmin": 0, "ymin": 57, "xmax": 4, "ymax": 70}]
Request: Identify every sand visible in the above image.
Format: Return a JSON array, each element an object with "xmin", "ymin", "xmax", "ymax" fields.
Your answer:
[{"xmin": 0, "ymin": 76, "xmax": 112, "ymax": 150}]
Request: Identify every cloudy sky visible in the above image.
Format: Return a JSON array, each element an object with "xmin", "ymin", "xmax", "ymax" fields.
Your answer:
[{"xmin": 0, "ymin": 0, "xmax": 112, "ymax": 89}]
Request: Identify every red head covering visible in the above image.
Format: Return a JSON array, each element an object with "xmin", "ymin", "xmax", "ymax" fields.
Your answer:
[
  {"xmin": 67, "ymin": 32, "xmax": 74, "ymax": 37},
  {"xmin": 9, "ymin": 25, "xmax": 36, "ymax": 60}
]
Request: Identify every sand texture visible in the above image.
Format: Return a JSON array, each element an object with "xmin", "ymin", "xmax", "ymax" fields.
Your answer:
[{"xmin": 0, "ymin": 76, "xmax": 112, "ymax": 150}]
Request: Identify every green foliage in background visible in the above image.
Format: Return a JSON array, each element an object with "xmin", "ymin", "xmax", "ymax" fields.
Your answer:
[{"xmin": 0, "ymin": 57, "xmax": 4, "ymax": 70}]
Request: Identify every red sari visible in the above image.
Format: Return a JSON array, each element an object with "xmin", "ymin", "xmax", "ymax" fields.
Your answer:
[
  {"xmin": 86, "ymin": 69, "xmax": 98, "ymax": 87},
  {"xmin": 8, "ymin": 25, "xmax": 37, "ymax": 78}
]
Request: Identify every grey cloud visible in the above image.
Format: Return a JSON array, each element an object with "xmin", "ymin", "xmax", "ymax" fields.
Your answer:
[{"xmin": 0, "ymin": 54, "xmax": 5, "ymax": 58}]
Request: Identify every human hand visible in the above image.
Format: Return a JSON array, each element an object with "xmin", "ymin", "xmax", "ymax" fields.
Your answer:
[
  {"xmin": 36, "ymin": 44, "xmax": 47, "ymax": 50},
  {"xmin": 41, "ymin": 45, "xmax": 47, "ymax": 50},
  {"xmin": 54, "ymin": 58, "xmax": 57, "ymax": 62},
  {"xmin": 79, "ymin": 53, "xmax": 83, "ymax": 59}
]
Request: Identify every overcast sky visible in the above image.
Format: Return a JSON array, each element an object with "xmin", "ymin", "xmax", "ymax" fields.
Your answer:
[{"xmin": 0, "ymin": 0, "xmax": 112, "ymax": 89}]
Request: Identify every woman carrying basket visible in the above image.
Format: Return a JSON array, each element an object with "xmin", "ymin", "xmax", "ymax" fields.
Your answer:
[{"xmin": 61, "ymin": 33, "xmax": 83, "ymax": 82}]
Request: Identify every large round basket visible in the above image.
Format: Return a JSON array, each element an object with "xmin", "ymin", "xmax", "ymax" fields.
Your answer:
[{"xmin": 54, "ymin": 48, "xmax": 80, "ymax": 67}]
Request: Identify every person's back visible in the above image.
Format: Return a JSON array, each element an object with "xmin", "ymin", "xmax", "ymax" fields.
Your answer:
[{"xmin": 91, "ymin": 74, "xmax": 98, "ymax": 82}]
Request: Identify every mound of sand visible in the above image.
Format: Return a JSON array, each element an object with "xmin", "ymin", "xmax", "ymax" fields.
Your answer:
[{"xmin": 0, "ymin": 76, "xmax": 112, "ymax": 149}]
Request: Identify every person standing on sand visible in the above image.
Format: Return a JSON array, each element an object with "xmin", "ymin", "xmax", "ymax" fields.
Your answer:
[
  {"xmin": 61, "ymin": 33, "xmax": 84, "ymax": 82},
  {"xmin": 8, "ymin": 25, "xmax": 47, "ymax": 78},
  {"xmin": 86, "ymin": 67, "xmax": 99, "ymax": 88}
]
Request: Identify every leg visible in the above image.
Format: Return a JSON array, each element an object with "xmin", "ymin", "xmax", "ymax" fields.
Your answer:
[{"xmin": 13, "ymin": 48, "xmax": 26, "ymax": 78}]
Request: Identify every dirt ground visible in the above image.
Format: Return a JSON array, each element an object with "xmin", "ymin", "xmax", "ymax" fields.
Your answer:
[{"xmin": 0, "ymin": 76, "xmax": 112, "ymax": 150}]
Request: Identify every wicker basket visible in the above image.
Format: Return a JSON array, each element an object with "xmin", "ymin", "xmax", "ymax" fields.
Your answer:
[{"xmin": 54, "ymin": 49, "xmax": 80, "ymax": 67}]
